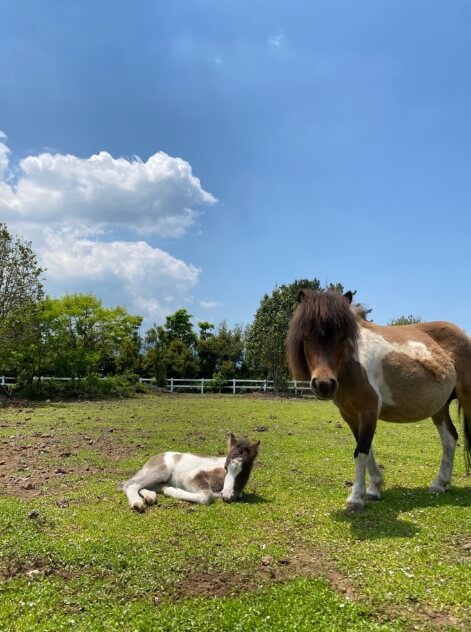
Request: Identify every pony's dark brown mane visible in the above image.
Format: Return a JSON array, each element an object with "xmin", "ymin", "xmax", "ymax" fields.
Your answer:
[{"xmin": 286, "ymin": 290, "xmax": 359, "ymax": 380}]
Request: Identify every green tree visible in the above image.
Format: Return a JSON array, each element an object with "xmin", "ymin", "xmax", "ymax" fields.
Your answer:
[
  {"xmin": 142, "ymin": 325, "xmax": 167, "ymax": 386},
  {"xmin": 40, "ymin": 294, "xmax": 142, "ymax": 379},
  {"xmin": 0, "ymin": 224, "xmax": 45, "ymax": 378},
  {"xmin": 163, "ymin": 308, "xmax": 197, "ymax": 348},
  {"xmin": 196, "ymin": 321, "xmax": 247, "ymax": 379},
  {"xmin": 143, "ymin": 308, "xmax": 198, "ymax": 384},
  {"xmin": 246, "ymin": 279, "xmax": 346, "ymax": 391},
  {"xmin": 388, "ymin": 315, "xmax": 423, "ymax": 326}
]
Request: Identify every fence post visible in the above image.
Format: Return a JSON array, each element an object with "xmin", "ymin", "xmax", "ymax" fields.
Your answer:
[
  {"xmin": 201, "ymin": 378, "xmax": 204, "ymax": 394},
  {"xmin": 232, "ymin": 379, "xmax": 236, "ymax": 394},
  {"xmin": 294, "ymin": 380, "xmax": 297, "ymax": 395},
  {"xmin": 263, "ymin": 380, "xmax": 267, "ymax": 393},
  {"xmin": 170, "ymin": 377, "xmax": 174, "ymax": 393}
]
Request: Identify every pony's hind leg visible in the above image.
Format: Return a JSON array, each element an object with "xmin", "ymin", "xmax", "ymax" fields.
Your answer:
[
  {"xmin": 429, "ymin": 406, "xmax": 458, "ymax": 493},
  {"xmin": 139, "ymin": 489, "xmax": 158, "ymax": 505},
  {"xmin": 122, "ymin": 454, "xmax": 170, "ymax": 512}
]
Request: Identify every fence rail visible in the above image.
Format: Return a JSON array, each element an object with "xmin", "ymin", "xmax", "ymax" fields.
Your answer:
[
  {"xmin": 167, "ymin": 377, "xmax": 312, "ymax": 394},
  {"xmin": 0, "ymin": 376, "xmax": 312, "ymax": 396}
]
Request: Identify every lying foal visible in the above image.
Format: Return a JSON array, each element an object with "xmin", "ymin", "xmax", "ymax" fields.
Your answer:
[{"xmin": 122, "ymin": 434, "xmax": 260, "ymax": 512}]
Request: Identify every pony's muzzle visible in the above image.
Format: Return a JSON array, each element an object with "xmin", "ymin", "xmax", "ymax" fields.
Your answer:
[{"xmin": 311, "ymin": 377, "xmax": 338, "ymax": 399}]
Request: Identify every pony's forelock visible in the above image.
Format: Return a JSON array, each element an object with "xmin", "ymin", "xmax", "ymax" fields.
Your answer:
[{"xmin": 286, "ymin": 291, "xmax": 359, "ymax": 379}]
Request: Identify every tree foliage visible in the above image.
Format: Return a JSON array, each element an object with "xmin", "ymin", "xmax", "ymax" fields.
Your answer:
[
  {"xmin": 0, "ymin": 223, "xmax": 44, "ymax": 329},
  {"xmin": 246, "ymin": 279, "xmax": 346, "ymax": 391},
  {"xmin": 0, "ymin": 224, "xmax": 45, "ymax": 378},
  {"xmin": 388, "ymin": 314, "xmax": 423, "ymax": 326}
]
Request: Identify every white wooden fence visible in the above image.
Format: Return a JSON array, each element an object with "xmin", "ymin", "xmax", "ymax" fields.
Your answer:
[
  {"xmin": 166, "ymin": 377, "xmax": 311, "ymax": 395},
  {"xmin": 0, "ymin": 376, "xmax": 312, "ymax": 395}
]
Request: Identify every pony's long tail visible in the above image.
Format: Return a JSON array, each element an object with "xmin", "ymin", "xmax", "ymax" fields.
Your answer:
[{"xmin": 459, "ymin": 403, "xmax": 471, "ymax": 475}]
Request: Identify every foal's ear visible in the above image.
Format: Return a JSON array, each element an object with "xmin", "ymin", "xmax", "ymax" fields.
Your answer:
[
  {"xmin": 251, "ymin": 440, "xmax": 260, "ymax": 457},
  {"xmin": 343, "ymin": 291, "xmax": 353, "ymax": 304},
  {"xmin": 298, "ymin": 290, "xmax": 306, "ymax": 302},
  {"xmin": 228, "ymin": 433, "xmax": 237, "ymax": 448}
]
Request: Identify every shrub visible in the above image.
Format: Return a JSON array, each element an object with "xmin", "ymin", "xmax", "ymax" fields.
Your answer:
[{"xmin": 15, "ymin": 375, "xmax": 145, "ymax": 400}]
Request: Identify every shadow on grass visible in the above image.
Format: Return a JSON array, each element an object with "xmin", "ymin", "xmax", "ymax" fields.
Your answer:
[
  {"xmin": 241, "ymin": 492, "xmax": 269, "ymax": 504},
  {"xmin": 332, "ymin": 485, "xmax": 471, "ymax": 540}
]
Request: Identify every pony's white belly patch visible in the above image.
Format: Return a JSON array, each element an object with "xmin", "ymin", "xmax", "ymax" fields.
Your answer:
[
  {"xmin": 354, "ymin": 329, "xmax": 395, "ymax": 407},
  {"xmin": 355, "ymin": 329, "xmax": 446, "ymax": 406}
]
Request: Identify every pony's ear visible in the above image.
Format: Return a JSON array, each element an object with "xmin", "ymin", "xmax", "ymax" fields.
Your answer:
[
  {"xmin": 344, "ymin": 291, "xmax": 353, "ymax": 304},
  {"xmin": 251, "ymin": 440, "xmax": 260, "ymax": 457},
  {"xmin": 298, "ymin": 290, "xmax": 306, "ymax": 302},
  {"xmin": 228, "ymin": 433, "xmax": 237, "ymax": 448}
]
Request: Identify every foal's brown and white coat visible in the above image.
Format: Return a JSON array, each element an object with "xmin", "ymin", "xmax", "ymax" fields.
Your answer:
[
  {"xmin": 287, "ymin": 290, "xmax": 471, "ymax": 511},
  {"xmin": 122, "ymin": 434, "xmax": 259, "ymax": 512}
]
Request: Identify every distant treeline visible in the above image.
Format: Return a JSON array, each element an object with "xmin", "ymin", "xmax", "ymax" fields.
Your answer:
[{"xmin": 1, "ymin": 222, "xmax": 419, "ymax": 398}]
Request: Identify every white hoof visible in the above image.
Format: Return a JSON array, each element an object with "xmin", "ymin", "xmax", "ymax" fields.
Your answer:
[
  {"xmin": 346, "ymin": 499, "xmax": 365, "ymax": 512},
  {"xmin": 132, "ymin": 500, "xmax": 146, "ymax": 513},
  {"xmin": 429, "ymin": 482, "xmax": 448, "ymax": 494},
  {"xmin": 140, "ymin": 489, "xmax": 157, "ymax": 505},
  {"xmin": 365, "ymin": 489, "xmax": 382, "ymax": 501}
]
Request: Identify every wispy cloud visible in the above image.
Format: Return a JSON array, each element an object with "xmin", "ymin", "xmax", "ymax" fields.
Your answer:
[
  {"xmin": 200, "ymin": 300, "xmax": 221, "ymax": 309},
  {"xmin": 268, "ymin": 32, "xmax": 286, "ymax": 48}
]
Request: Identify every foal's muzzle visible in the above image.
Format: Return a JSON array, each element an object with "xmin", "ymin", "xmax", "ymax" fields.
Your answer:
[{"xmin": 311, "ymin": 377, "xmax": 338, "ymax": 399}]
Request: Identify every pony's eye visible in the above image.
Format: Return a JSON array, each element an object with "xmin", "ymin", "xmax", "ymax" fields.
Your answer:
[{"xmin": 339, "ymin": 334, "xmax": 347, "ymax": 343}]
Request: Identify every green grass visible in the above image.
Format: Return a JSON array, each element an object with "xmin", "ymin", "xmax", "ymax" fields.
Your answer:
[{"xmin": 1, "ymin": 394, "xmax": 470, "ymax": 630}]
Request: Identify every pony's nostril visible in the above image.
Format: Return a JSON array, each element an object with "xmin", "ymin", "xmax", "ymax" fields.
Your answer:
[{"xmin": 311, "ymin": 377, "xmax": 337, "ymax": 398}]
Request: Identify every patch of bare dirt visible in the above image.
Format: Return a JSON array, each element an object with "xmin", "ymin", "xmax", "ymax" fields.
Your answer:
[
  {"xmin": 0, "ymin": 555, "xmax": 80, "ymax": 582},
  {"xmin": 163, "ymin": 547, "xmax": 468, "ymax": 629},
  {"xmin": 0, "ymin": 424, "xmax": 135, "ymax": 499},
  {"xmin": 163, "ymin": 546, "xmax": 356, "ymax": 602}
]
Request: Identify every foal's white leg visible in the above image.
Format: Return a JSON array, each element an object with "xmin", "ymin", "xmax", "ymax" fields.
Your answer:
[
  {"xmin": 346, "ymin": 453, "xmax": 368, "ymax": 512},
  {"xmin": 139, "ymin": 489, "xmax": 157, "ymax": 505},
  {"xmin": 162, "ymin": 486, "xmax": 214, "ymax": 505},
  {"xmin": 124, "ymin": 483, "xmax": 147, "ymax": 513},
  {"xmin": 365, "ymin": 448, "xmax": 383, "ymax": 500},
  {"xmin": 429, "ymin": 417, "xmax": 457, "ymax": 493}
]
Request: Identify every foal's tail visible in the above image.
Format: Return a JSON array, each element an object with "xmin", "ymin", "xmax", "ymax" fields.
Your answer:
[{"xmin": 458, "ymin": 403, "xmax": 471, "ymax": 475}]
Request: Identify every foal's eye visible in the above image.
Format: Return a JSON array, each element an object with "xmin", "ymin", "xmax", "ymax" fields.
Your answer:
[{"xmin": 339, "ymin": 334, "xmax": 347, "ymax": 343}]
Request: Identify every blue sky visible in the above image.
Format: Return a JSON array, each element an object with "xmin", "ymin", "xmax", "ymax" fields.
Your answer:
[{"xmin": 1, "ymin": 0, "xmax": 470, "ymax": 332}]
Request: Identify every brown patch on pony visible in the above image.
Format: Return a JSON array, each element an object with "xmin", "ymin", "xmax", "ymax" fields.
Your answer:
[
  {"xmin": 287, "ymin": 291, "xmax": 359, "ymax": 380},
  {"xmin": 146, "ymin": 453, "xmax": 167, "ymax": 469},
  {"xmin": 380, "ymin": 350, "xmax": 456, "ymax": 422},
  {"xmin": 364, "ymin": 321, "xmax": 455, "ymax": 383},
  {"xmin": 191, "ymin": 468, "xmax": 226, "ymax": 493}
]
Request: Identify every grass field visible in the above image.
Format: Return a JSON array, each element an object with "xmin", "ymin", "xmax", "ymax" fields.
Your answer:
[{"xmin": 1, "ymin": 392, "xmax": 470, "ymax": 631}]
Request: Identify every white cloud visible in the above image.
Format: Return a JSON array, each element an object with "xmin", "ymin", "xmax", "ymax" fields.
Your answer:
[
  {"xmin": 0, "ymin": 136, "xmax": 216, "ymax": 236},
  {"xmin": 1, "ymin": 134, "xmax": 216, "ymax": 327},
  {"xmin": 200, "ymin": 300, "xmax": 221, "ymax": 309},
  {"xmin": 38, "ymin": 228, "xmax": 200, "ymax": 327},
  {"xmin": 268, "ymin": 33, "xmax": 286, "ymax": 48},
  {"xmin": 0, "ymin": 130, "xmax": 10, "ymax": 181}
]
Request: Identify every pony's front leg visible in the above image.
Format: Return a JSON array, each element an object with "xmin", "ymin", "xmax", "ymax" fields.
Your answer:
[
  {"xmin": 365, "ymin": 447, "xmax": 384, "ymax": 501},
  {"xmin": 346, "ymin": 411, "xmax": 378, "ymax": 512},
  {"xmin": 162, "ymin": 486, "xmax": 214, "ymax": 504}
]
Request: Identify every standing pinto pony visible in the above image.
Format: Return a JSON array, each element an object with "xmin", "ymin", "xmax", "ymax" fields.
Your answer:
[{"xmin": 287, "ymin": 290, "xmax": 471, "ymax": 512}]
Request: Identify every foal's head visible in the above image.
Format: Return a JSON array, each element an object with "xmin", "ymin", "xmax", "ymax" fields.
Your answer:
[
  {"xmin": 221, "ymin": 433, "xmax": 260, "ymax": 503},
  {"xmin": 287, "ymin": 290, "xmax": 359, "ymax": 400}
]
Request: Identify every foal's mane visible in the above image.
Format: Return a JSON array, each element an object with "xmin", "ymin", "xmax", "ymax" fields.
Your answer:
[{"xmin": 286, "ymin": 290, "xmax": 359, "ymax": 380}]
